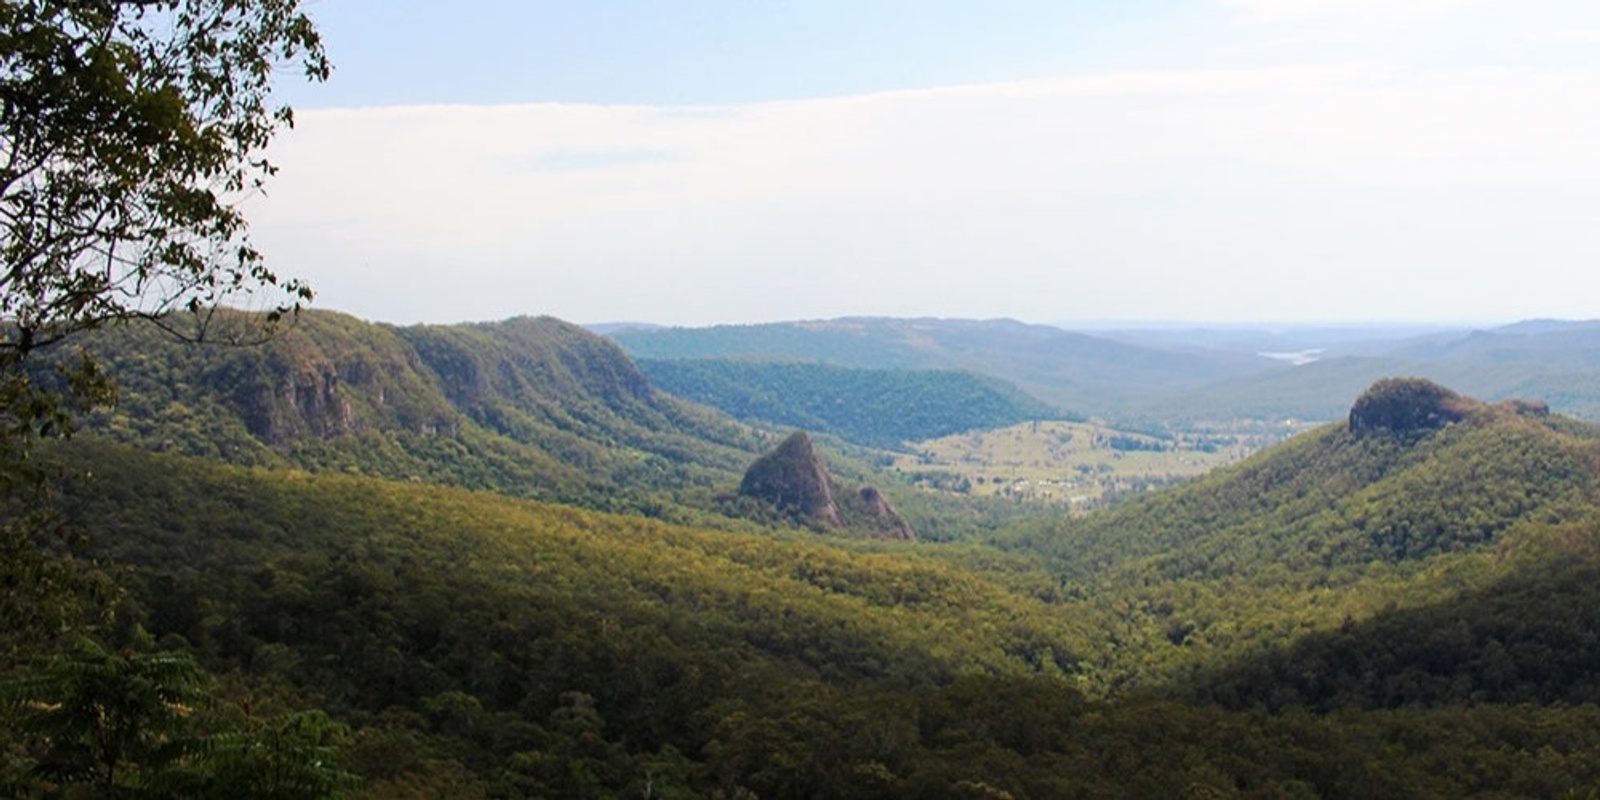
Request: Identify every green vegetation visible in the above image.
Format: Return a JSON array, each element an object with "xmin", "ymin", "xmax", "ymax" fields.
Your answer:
[
  {"xmin": 7, "ymin": 66, "xmax": 1600, "ymax": 791},
  {"xmin": 1192, "ymin": 550, "xmax": 1600, "ymax": 710},
  {"xmin": 25, "ymin": 439, "xmax": 1095, "ymax": 795},
  {"xmin": 13, "ymin": 416, "xmax": 1600, "ymax": 796},
  {"xmin": 38, "ymin": 312, "xmax": 767, "ymax": 516},
  {"xmin": 12, "ymin": 276, "xmax": 1600, "ymax": 796},
  {"xmin": 0, "ymin": 4, "xmax": 341, "ymax": 795},
  {"xmin": 3, "ymin": 635, "xmax": 357, "ymax": 798},
  {"xmin": 997, "ymin": 388, "xmax": 1600, "ymax": 696},
  {"xmin": 0, "ymin": 0, "xmax": 325, "ymax": 361},
  {"xmin": 612, "ymin": 317, "xmax": 1275, "ymax": 419},
  {"xmin": 890, "ymin": 419, "xmax": 1292, "ymax": 508},
  {"xmin": 1023, "ymin": 398, "xmax": 1593, "ymax": 585},
  {"xmin": 638, "ymin": 358, "xmax": 1064, "ymax": 448}
]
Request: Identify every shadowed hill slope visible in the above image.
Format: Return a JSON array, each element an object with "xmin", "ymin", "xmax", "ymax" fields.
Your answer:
[
  {"xmin": 1019, "ymin": 379, "xmax": 1596, "ymax": 585},
  {"xmin": 1191, "ymin": 543, "xmax": 1600, "ymax": 711},
  {"xmin": 1001, "ymin": 378, "xmax": 1600, "ymax": 692},
  {"xmin": 45, "ymin": 439, "xmax": 1081, "ymax": 724},
  {"xmin": 637, "ymin": 358, "xmax": 1066, "ymax": 448},
  {"xmin": 45, "ymin": 311, "xmax": 765, "ymax": 512}
]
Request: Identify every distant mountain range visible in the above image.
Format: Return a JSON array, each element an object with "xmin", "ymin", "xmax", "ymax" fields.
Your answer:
[
  {"xmin": 1162, "ymin": 322, "xmax": 1600, "ymax": 423},
  {"xmin": 608, "ymin": 317, "xmax": 1277, "ymax": 420},
  {"xmin": 608, "ymin": 316, "xmax": 1600, "ymax": 425}
]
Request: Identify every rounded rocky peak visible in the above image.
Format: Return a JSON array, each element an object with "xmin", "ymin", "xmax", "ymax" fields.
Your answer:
[{"xmin": 1348, "ymin": 377, "xmax": 1476, "ymax": 439}]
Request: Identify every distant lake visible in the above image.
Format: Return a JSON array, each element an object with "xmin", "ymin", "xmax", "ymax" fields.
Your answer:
[{"xmin": 1259, "ymin": 349, "xmax": 1325, "ymax": 366}]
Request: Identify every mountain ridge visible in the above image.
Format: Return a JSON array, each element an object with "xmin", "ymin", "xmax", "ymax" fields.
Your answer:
[
  {"xmin": 998, "ymin": 378, "xmax": 1600, "ymax": 693},
  {"xmin": 610, "ymin": 316, "xmax": 1279, "ymax": 416},
  {"xmin": 43, "ymin": 310, "xmax": 765, "ymax": 513},
  {"xmin": 639, "ymin": 358, "xmax": 1066, "ymax": 448},
  {"xmin": 614, "ymin": 315, "xmax": 1600, "ymax": 426}
]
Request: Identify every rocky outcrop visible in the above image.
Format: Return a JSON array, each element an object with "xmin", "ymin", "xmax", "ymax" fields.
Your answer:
[
  {"xmin": 739, "ymin": 431, "xmax": 841, "ymax": 527},
  {"xmin": 856, "ymin": 486, "xmax": 916, "ymax": 541},
  {"xmin": 1348, "ymin": 377, "xmax": 1477, "ymax": 439},
  {"xmin": 738, "ymin": 431, "xmax": 916, "ymax": 540},
  {"xmin": 250, "ymin": 359, "xmax": 357, "ymax": 445}
]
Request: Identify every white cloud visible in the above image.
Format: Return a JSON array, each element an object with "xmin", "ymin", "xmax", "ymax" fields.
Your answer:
[
  {"xmin": 1527, "ymin": 28, "xmax": 1600, "ymax": 45},
  {"xmin": 249, "ymin": 46, "xmax": 1600, "ymax": 325},
  {"xmin": 1211, "ymin": 0, "xmax": 1476, "ymax": 22}
]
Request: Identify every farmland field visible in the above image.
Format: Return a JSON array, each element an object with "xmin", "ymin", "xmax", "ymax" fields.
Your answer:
[{"xmin": 891, "ymin": 419, "xmax": 1310, "ymax": 507}]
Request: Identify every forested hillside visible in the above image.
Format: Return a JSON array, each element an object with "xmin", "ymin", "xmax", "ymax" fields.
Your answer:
[
  {"xmin": 9, "ymin": 308, "xmax": 1600, "ymax": 797},
  {"xmin": 612, "ymin": 317, "xmax": 1277, "ymax": 416},
  {"xmin": 18, "ymin": 404, "xmax": 1600, "ymax": 797},
  {"xmin": 36, "ymin": 439, "xmax": 1089, "ymax": 796},
  {"xmin": 39, "ymin": 312, "xmax": 765, "ymax": 514},
  {"xmin": 1003, "ymin": 378, "xmax": 1600, "ymax": 693},
  {"xmin": 638, "ymin": 358, "xmax": 1065, "ymax": 448}
]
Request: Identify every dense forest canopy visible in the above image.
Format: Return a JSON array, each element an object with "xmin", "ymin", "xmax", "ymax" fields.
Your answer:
[
  {"xmin": 11, "ymin": 302, "xmax": 1600, "ymax": 797},
  {"xmin": 638, "ymin": 358, "xmax": 1067, "ymax": 448}
]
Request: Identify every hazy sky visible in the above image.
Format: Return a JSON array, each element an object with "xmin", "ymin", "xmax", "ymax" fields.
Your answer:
[{"xmin": 249, "ymin": 0, "xmax": 1600, "ymax": 326}]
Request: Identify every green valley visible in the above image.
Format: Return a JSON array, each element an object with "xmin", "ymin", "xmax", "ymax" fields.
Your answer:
[
  {"xmin": 9, "ymin": 308, "xmax": 1600, "ymax": 797},
  {"xmin": 890, "ymin": 418, "xmax": 1303, "ymax": 507},
  {"xmin": 10, "ymin": 6, "xmax": 1600, "ymax": 797}
]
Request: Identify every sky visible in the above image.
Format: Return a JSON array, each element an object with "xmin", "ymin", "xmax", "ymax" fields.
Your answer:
[{"xmin": 246, "ymin": 0, "xmax": 1600, "ymax": 327}]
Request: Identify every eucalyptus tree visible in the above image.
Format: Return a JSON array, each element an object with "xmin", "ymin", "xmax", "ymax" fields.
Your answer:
[
  {"xmin": 0, "ymin": 0, "xmax": 327, "ymax": 431},
  {"xmin": 0, "ymin": 0, "xmax": 328, "ymax": 665}
]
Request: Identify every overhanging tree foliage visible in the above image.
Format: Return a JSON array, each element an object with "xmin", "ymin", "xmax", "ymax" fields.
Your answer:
[
  {"xmin": 0, "ymin": 0, "xmax": 327, "ymax": 679},
  {"xmin": 0, "ymin": 2, "xmax": 336, "ymax": 792},
  {"xmin": 0, "ymin": 0, "xmax": 327, "ymax": 349},
  {"xmin": 4, "ymin": 636, "xmax": 205, "ymax": 795},
  {"xmin": 0, "ymin": 0, "xmax": 327, "ymax": 446}
]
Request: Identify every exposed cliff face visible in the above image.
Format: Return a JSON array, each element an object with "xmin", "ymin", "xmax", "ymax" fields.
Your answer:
[
  {"xmin": 244, "ymin": 359, "xmax": 356, "ymax": 446},
  {"xmin": 739, "ymin": 431, "xmax": 841, "ymax": 527},
  {"xmin": 401, "ymin": 316, "xmax": 653, "ymax": 413},
  {"xmin": 215, "ymin": 314, "xmax": 459, "ymax": 447},
  {"xmin": 132, "ymin": 311, "xmax": 688, "ymax": 455}
]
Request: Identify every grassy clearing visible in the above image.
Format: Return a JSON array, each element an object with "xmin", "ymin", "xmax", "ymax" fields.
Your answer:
[{"xmin": 891, "ymin": 420, "xmax": 1308, "ymax": 508}]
